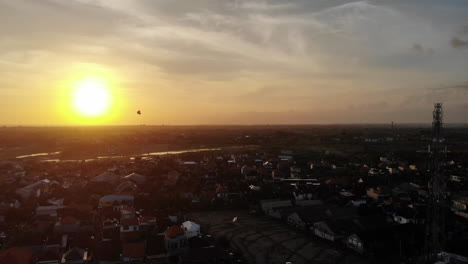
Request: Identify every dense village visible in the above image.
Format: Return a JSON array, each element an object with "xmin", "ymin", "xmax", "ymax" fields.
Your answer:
[{"xmin": 0, "ymin": 128, "xmax": 467, "ymax": 264}]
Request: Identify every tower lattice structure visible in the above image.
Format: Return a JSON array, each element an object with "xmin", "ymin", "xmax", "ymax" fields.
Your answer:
[{"xmin": 423, "ymin": 103, "xmax": 446, "ymax": 263}]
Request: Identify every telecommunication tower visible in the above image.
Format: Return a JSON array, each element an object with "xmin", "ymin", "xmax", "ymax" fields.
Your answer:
[{"xmin": 423, "ymin": 103, "xmax": 446, "ymax": 263}]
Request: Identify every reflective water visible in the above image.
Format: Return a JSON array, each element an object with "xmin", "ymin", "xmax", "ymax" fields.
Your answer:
[
  {"xmin": 29, "ymin": 147, "xmax": 222, "ymax": 162},
  {"xmin": 16, "ymin": 151, "xmax": 62, "ymax": 159}
]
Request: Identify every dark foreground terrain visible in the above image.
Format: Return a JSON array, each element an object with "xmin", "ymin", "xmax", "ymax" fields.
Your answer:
[{"xmin": 189, "ymin": 210, "xmax": 367, "ymax": 264}]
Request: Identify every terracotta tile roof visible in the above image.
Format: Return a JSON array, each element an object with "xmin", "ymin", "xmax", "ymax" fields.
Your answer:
[
  {"xmin": 156, "ymin": 218, "xmax": 173, "ymax": 231},
  {"xmin": 165, "ymin": 225, "xmax": 185, "ymax": 238},
  {"xmin": 139, "ymin": 216, "xmax": 156, "ymax": 224}
]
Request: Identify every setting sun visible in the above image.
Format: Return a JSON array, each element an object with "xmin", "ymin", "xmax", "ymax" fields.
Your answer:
[{"xmin": 72, "ymin": 78, "xmax": 111, "ymax": 117}]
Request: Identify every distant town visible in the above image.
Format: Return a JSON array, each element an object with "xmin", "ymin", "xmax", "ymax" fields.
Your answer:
[{"xmin": 0, "ymin": 117, "xmax": 467, "ymax": 263}]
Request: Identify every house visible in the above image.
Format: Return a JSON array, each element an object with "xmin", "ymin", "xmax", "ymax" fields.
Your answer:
[
  {"xmin": 90, "ymin": 172, "xmax": 120, "ymax": 186},
  {"xmin": 61, "ymin": 247, "xmax": 91, "ymax": 263},
  {"xmin": 36, "ymin": 206, "xmax": 65, "ymax": 218},
  {"xmin": 368, "ymin": 168, "xmax": 382, "ymax": 176},
  {"xmin": 54, "ymin": 216, "xmax": 81, "ymax": 233},
  {"xmin": 346, "ymin": 233, "xmax": 365, "ymax": 254},
  {"xmin": 115, "ymin": 181, "xmax": 138, "ymax": 194},
  {"xmin": 0, "ymin": 199, "xmax": 21, "ymax": 211},
  {"xmin": 120, "ymin": 205, "xmax": 136, "ymax": 219},
  {"xmin": 263, "ymin": 161, "xmax": 274, "ymax": 169},
  {"xmin": 249, "ymin": 185, "xmax": 261, "ymax": 191},
  {"xmin": 156, "ymin": 218, "xmax": 174, "ymax": 235},
  {"xmin": 181, "ymin": 221, "xmax": 200, "ymax": 239},
  {"xmin": 47, "ymin": 198, "xmax": 64, "ymax": 207},
  {"xmin": 99, "ymin": 195, "xmax": 134, "ymax": 208},
  {"xmin": 452, "ymin": 197, "xmax": 468, "ymax": 212},
  {"xmin": 270, "ymin": 206, "xmax": 295, "ymax": 220},
  {"xmin": 367, "ymin": 187, "xmax": 390, "ymax": 201},
  {"xmin": 241, "ymin": 165, "xmax": 257, "ymax": 181},
  {"xmin": 450, "ymin": 175, "xmax": 466, "ymax": 183},
  {"xmin": 393, "ymin": 206, "xmax": 419, "ymax": 224},
  {"xmin": 165, "ymin": 170, "xmax": 180, "ymax": 186},
  {"xmin": 240, "ymin": 165, "xmax": 254, "ymax": 176},
  {"xmin": 123, "ymin": 173, "xmax": 147, "ymax": 185},
  {"xmin": 290, "ymin": 165, "xmax": 301, "ymax": 174},
  {"xmin": 122, "ymin": 241, "xmax": 146, "ymax": 262},
  {"xmin": 312, "ymin": 220, "xmax": 342, "ymax": 242},
  {"xmin": 215, "ymin": 185, "xmax": 229, "ymax": 199},
  {"xmin": 244, "ymin": 172, "xmax": 258, "ymax": 181},
  {"xmin": 344, "ymin": 215, "xmax": 396, "ymax": 255},
  {"xmin": 102, "ymin": 219, "xmax": 120, "ymax": 240},
  {"xmin": 271, "ymin": 170, "xmax": 286, "ymax": 180},
  {"xmin": 314, "ymin": 216, "xmax": 386, "ymax": 245},
  {"xmin": 138, "ymin": 216, "xmax": 157, "ymax": 232},
  {"xmin": 287, "ymin": 206, "xmax": 329, "ymax": 230},
  {"xmin": 165, "ymin": 225, "xmax": 188, "ymax": 257},
  {"xmin": 278, "ymin": 155, "xmax": 293, "ymax": 161},
  {"xmin": 16, "ymin": 179, "xmax": 59, "ymax": 201},
  {"xmin": 351, "ymin": 199, "xmax": 367, "ymax": 207},
  {"xmin": 260, "ymin": 200, "xmax": 292, "ymax": 217},
  {"xmin": 120, "ymin": 218, "xmax": 141, "ymax": 241},
  {"xmin": 386, "ymin": 165, "xmax": 399, "ymax": 175}
]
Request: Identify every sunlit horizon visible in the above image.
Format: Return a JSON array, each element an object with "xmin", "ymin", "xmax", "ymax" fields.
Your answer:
[{"xmin": 1, "ymin": 0, "xmax": 468, "ymax": 125}]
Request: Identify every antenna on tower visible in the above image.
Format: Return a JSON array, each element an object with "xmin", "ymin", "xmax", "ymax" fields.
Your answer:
[
  {"xmin": 390, "ymin": 121, "xmax": 396, "ymax": 163},
  {"xmin": 423, "ymin": 102, "xmax": 447, "ymax": 263}
]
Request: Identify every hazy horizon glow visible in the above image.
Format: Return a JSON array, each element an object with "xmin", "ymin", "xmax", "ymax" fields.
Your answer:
[{"xmin": 1, "ymin": 0, "xmax": 468, "ymax": 125}]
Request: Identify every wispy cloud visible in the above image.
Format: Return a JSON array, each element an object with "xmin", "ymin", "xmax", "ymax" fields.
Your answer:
[{"xmin": 1, "ymin": 0, "xmax": 468, "ymax": 124}]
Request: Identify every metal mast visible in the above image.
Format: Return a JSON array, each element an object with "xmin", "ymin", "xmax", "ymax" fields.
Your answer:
[{"xmin": 423, "ymin": 102, "xmax": 446, "ymax": 263}]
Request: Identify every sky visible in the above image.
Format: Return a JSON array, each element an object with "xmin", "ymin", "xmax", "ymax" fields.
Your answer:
[{"xmin": 1, "ymin": 0, "xmax": 468, "ymax": 125}]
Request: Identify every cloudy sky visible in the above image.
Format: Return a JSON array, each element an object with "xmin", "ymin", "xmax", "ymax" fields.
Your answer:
[{"xmin": 1, "ymin": 0, "xmax": 467, "ymax": 125}]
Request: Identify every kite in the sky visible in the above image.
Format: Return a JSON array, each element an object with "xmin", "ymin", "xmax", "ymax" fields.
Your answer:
[{"xmin": 137, "ymin": 110, "xmax": 141, "ymax": 115}]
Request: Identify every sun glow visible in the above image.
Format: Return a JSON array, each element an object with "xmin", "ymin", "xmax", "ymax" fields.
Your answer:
[{"xmin": 72, "ymin": 78, "xmax": 111, "ymax": 117}]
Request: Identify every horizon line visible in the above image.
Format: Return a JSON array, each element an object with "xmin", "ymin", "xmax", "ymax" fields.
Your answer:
[{"xmin": 1, "ymin": 122, "xmax": 468, "ymax": 128}]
